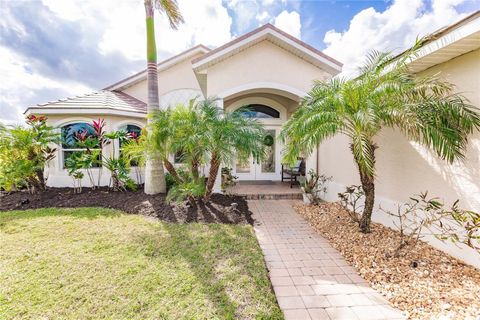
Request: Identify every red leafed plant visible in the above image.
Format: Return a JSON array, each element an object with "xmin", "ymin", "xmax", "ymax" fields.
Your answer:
[
  {"xmin": 26, "ymin": 114, "xmax": 47, "ymax": 124},
  {"xmin": 129, "ymin": 131, "xmax": 139, "ymax": 141},
  {"xmin": 74, "ymin": 130, "xmax": 88, "ymax": 142},
  {"xmin": 92, "ymin": 118, "xmax": 105, "ymax": 137}
]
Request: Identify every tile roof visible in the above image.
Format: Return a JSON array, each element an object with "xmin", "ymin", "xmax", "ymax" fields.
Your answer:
[{"xmin": 33, "ymin": 90, "xmax": 146, "ymax": 113}]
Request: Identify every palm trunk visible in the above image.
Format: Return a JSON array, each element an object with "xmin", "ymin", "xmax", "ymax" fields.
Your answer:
[
  {"xmin": 163, "ymin": 158, "xmax": 182, "ymax": 183},
  {"xmin": 204, "ymin": 153, "xmax": 220, "ymax": 200},
  {"xmin": 191, "ymin": 157, "xmax": 200, "ymax": 180},
  {"xmin": 143, "ymin": 0, "xmax": 166, "ymax": 194},
  {"xmin": 358, "ymin": 167, "xmax": 375, "ymax": 233},
  {"xmin": 351, "ymin": 142, "xmax": 377, "ymax": 233}
]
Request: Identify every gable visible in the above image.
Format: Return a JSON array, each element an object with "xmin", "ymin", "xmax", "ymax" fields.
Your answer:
[{"xmin": 205, "ymin": 40, "xmax": 334, "ymax": 97}]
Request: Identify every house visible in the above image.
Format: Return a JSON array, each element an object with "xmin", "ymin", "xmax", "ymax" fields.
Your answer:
[
  {"xmin": 25, "ymin": 23, "xmax": 342, "ymax": 189},
  {"xmin": 319, "ymin": 11, "xmax": 480, "ymax": 268}
]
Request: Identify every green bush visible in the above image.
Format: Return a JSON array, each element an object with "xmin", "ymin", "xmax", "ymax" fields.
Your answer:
[{"xmin": 0, "ymin": 115, "xmax": 59, "ymax": 192}]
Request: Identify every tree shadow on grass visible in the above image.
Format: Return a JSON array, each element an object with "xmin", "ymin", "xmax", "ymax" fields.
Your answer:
[{"xmin": 132, "ymin": 222, "xmax": 281, "ymax": 319}]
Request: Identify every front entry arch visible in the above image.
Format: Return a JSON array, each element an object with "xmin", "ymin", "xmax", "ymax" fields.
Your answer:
[{"xmin": 226, "ymin": 97, "xmax": 287, "ymax": 181}]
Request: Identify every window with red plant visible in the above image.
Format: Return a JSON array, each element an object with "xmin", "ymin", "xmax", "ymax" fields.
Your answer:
[{"xmin": 61, "ymin": 122, "xmax": 102, "ymax": 168}]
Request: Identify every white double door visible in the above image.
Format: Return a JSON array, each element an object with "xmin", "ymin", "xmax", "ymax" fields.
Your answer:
[{"xmin": 234, "ymin": 127, "xmax": 281, "ymax": 181}]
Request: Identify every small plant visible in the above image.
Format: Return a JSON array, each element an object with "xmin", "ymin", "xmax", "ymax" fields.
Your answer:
[
  {"xmin": 65, "ymin": 152, "xmax": 84, "ymax": 194},
  {"xmin": 121, "ymin": 130, "xmax": 146, "ymax": 185},
  {"xmin": 338, "ymin": 185, "xmax": 365, "ymax": 223},
  {"xmin": 221, "ymin": 167, "xmax": 237, "ymax": 192},
  {"xmin": 301, "ymin": 170, "xmax": 332, "ymax": 204},
  {"xmin": 381, "ymin": 192, "xmax": 480, "ymax": 257},
  {"xmin": 103, "ymin": 157, "xmax": 136, "ymax": 192},
  {"xmin": 166, "ymin": 178, "xmax": 206, "ymax": 207}
]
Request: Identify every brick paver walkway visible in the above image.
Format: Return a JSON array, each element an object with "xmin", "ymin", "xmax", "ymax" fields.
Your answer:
[{"xmin": 250, "ymin": 200, "xmax": 405, "ymax": 320}]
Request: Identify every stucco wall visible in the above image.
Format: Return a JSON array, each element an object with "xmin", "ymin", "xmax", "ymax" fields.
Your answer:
[
  {"xmin": 206, "ymin": 40, "xmax": 332, "ymax": 97},
  {"xmin": 318, "ymin": 49, "xmax": 480, "ymax": 268},
  {"xmin": 122, "ymin": 52, "xmax": 204, "ymax": 103}
]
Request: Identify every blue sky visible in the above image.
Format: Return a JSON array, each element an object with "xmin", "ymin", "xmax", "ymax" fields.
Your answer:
[{"xmin": 1, "ymin": 0, "xmax": 478, "ymax": 123}]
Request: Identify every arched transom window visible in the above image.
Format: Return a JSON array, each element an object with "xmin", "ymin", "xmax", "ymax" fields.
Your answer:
[{"xmin": 240, "ymin": 104, "xmax": 280, "ymax": 119}]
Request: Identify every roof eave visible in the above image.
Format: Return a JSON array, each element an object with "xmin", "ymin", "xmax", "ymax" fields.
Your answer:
[
  {"xmin": 105, "ymin": 44, "xmax": 211, "ymax": 91},
  {"xmin": 25, "ymin": 106, "xmax": 147, "ymax": 119},
  {"xmin": 192, "ymin": 24, "xmax": 342, "ymax": 75},
  {"xmin": 407, "ymin": 13, "xmax": 480, "ymax": 73}
]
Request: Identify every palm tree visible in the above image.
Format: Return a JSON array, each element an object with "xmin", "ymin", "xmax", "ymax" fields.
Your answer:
[
  {"xmin": 143, "ymin": 0, "xmax": 183, "ymax": 194},
  {"xmin": 149, "ymin": 107, "xmax": 182, "ymax": 183},
  {"xmin": 280, "ymin": 45, "xmax": 480, "ymax": 233},
  {"xmin": 200, "ymin": 99, "xmax": 267, "ymax": 199}
]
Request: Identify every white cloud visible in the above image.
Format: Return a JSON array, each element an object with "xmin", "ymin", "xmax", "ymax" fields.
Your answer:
[
  {"xmin": 274, "ymin": 10, "xmax": 301, "ymax": 38},
  {"xmin": 0, "ymin": 0, "xmax": 233, "ymax": 123},
  {"xmin": 0, "ymin": 46, "xmax": 91, "ymax": 125},
  {"xmin": 323, "ymin": 0, "xmax": 469, "ymax": 77},
  {"xmin": 42, "ymin": 0, "xmax": 232, "ymax": 61}
]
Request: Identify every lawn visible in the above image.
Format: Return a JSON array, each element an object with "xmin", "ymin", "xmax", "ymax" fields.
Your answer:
[{"xmin": 0, "ymin": 208, "xmax": 283, "ymax": 320}]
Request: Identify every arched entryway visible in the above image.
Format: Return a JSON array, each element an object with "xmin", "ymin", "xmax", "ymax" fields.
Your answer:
[{"xmin": 224, "ymin": 95, "xmax": 293, "ymax": 181}]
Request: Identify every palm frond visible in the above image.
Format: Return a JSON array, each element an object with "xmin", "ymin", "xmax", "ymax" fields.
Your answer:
[{"xmin": 155, "ymin": 0, "xmax": 184, "ymax": 29}]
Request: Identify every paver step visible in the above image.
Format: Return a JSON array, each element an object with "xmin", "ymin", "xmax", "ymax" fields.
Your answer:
[{"xmin": 235, "ymin": 193, "xmax": 303, "ymax": 200}]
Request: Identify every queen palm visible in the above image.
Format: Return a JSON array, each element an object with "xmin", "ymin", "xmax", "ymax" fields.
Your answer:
[
  {"xmin": 280, "ymin": 46, "xmax": 480, "ymax": 233},
  {"xmin": 143, "ymin": 0, "xmax": 183, "ymax": 194}
]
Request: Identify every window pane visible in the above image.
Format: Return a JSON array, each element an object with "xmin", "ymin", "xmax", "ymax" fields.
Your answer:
[
  {"xmin": 119, "ymin": 124, "xmax": 142, "ymax": 149},
  {"xmin": 62, "ymin": 123, "xmax": 97, "ymax": 148},
  {"xmin": 63, "ymin": 151, "xmax": 101, "ymax": 169},
  {"xmin": 240, "ymin": 104, "xmax": 280, "ymax": 118},
  {"xmin": 261, "ymin": 130, "xmax": 275, "ymax": 173},
  {"xmin": 174, "ymin": 150, "xmax": 185, "ymax": 164}
]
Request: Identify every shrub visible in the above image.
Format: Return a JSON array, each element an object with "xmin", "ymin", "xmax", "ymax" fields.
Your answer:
[
  {"xmin": 381, "ymin": 192, "xmax": 480, "ymax": 257},
  {"xmin": 0, "ymin": 115, "xmax": 58, "ymax": 192},
  {"xmin": 338, "ymin": 185, "xmax": 365, "ymax": 223},
  {"xmin": 301, "ymin": 170, "xmax": 332, "ymax": 204},
  {"xmin": 166, "ymin": 178, "xmax": 206, "ymax": 207}
]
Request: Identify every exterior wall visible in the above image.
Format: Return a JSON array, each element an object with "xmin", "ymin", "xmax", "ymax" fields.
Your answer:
[
  {"xmin": 206, "ymin": 40, "xmax": 332, "ymax": 97},
  {"xmin": 122, "ymin": 52, "xmax": 205, "ymax": 103},
  {"xmin": 206, "ymin": 41, "xmax": 336, "ymax": 181},
  {"xmin": 319, "ymin": 49, "xmax": 480, "ymax": 268},
  {"xmin": 41, "ymin": 114, "xmax": 146, "ymax": 188}
]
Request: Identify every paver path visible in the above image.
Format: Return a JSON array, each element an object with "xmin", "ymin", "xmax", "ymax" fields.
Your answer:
[{"xmin": 250, "ymin": 200, "xmax": 405, "ymax": 320}]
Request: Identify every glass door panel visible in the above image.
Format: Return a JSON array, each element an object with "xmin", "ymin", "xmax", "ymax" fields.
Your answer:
[{"xmin": 261, "ymin": 130, "xmax": 275, "ymax": 173}]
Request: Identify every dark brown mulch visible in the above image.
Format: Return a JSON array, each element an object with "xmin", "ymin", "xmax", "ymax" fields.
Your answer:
[{"xmin": 0, "ymin": 187, "xmax": 253, "ymax": 225}]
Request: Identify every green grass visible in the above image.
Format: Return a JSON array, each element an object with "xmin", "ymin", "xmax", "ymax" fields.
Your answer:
[{"xmin": 0, "ymin": 208, "xmax": 283, "ymax": 320}]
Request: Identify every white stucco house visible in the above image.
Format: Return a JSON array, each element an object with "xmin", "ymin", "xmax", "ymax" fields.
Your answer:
[
  {"xmin": 24, "ymin": 12, "xmax": 480, "ymax": 267},
  {"xmin": 25, "ymin": 23, "xmax": 343, "ymax": 188},
  {"xmin": 319, "ymin": 11, "xmax": 480, "ymax": 267}
]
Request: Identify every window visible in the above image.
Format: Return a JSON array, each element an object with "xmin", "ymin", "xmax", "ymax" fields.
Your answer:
[
  {"xmin": 174, "ymin": 150, "xmax": 186, "ymax": 164},
  {"xmin": 119, "ymin": 124, "xmax": 142, "ymax": 165},
  {"xmin": 61, "ymin": 122, "xmax": 101, "ymax": 168},
  {"xmin": 240, "ymin": 104, "xmax": 280, "ymax": 119}
]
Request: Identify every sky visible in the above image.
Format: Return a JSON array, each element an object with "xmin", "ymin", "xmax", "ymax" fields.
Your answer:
[{"xmin": 1, "ymin": 0, "xmax": 479, "ymax": 124}]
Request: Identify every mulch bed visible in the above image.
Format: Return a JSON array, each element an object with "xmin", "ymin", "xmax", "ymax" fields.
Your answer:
[
  {"xmin": 0, "ymin": 187, "xmax": 253, "ymax": 225},
  {"xmin": 294, "ymin": 201, "xmax": 480, "ymax": 320}
]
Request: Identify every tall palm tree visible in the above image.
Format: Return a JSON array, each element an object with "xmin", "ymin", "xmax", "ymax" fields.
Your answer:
[
  {"xmin": 280, "ymin": 45, "xmax": 480, "ymax": 233},
  {"xmin": 143, "ymin": 0, "xmax": 183, "ymax": 194},
  {"xmin": 199, "ymin": 99, "xmax": 267, "ymax": 199}
]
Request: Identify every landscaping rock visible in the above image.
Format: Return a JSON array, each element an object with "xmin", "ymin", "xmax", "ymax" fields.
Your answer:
[{"xmin": 294, "ymin": 201, "xmax": 480, "ymax": 320}]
